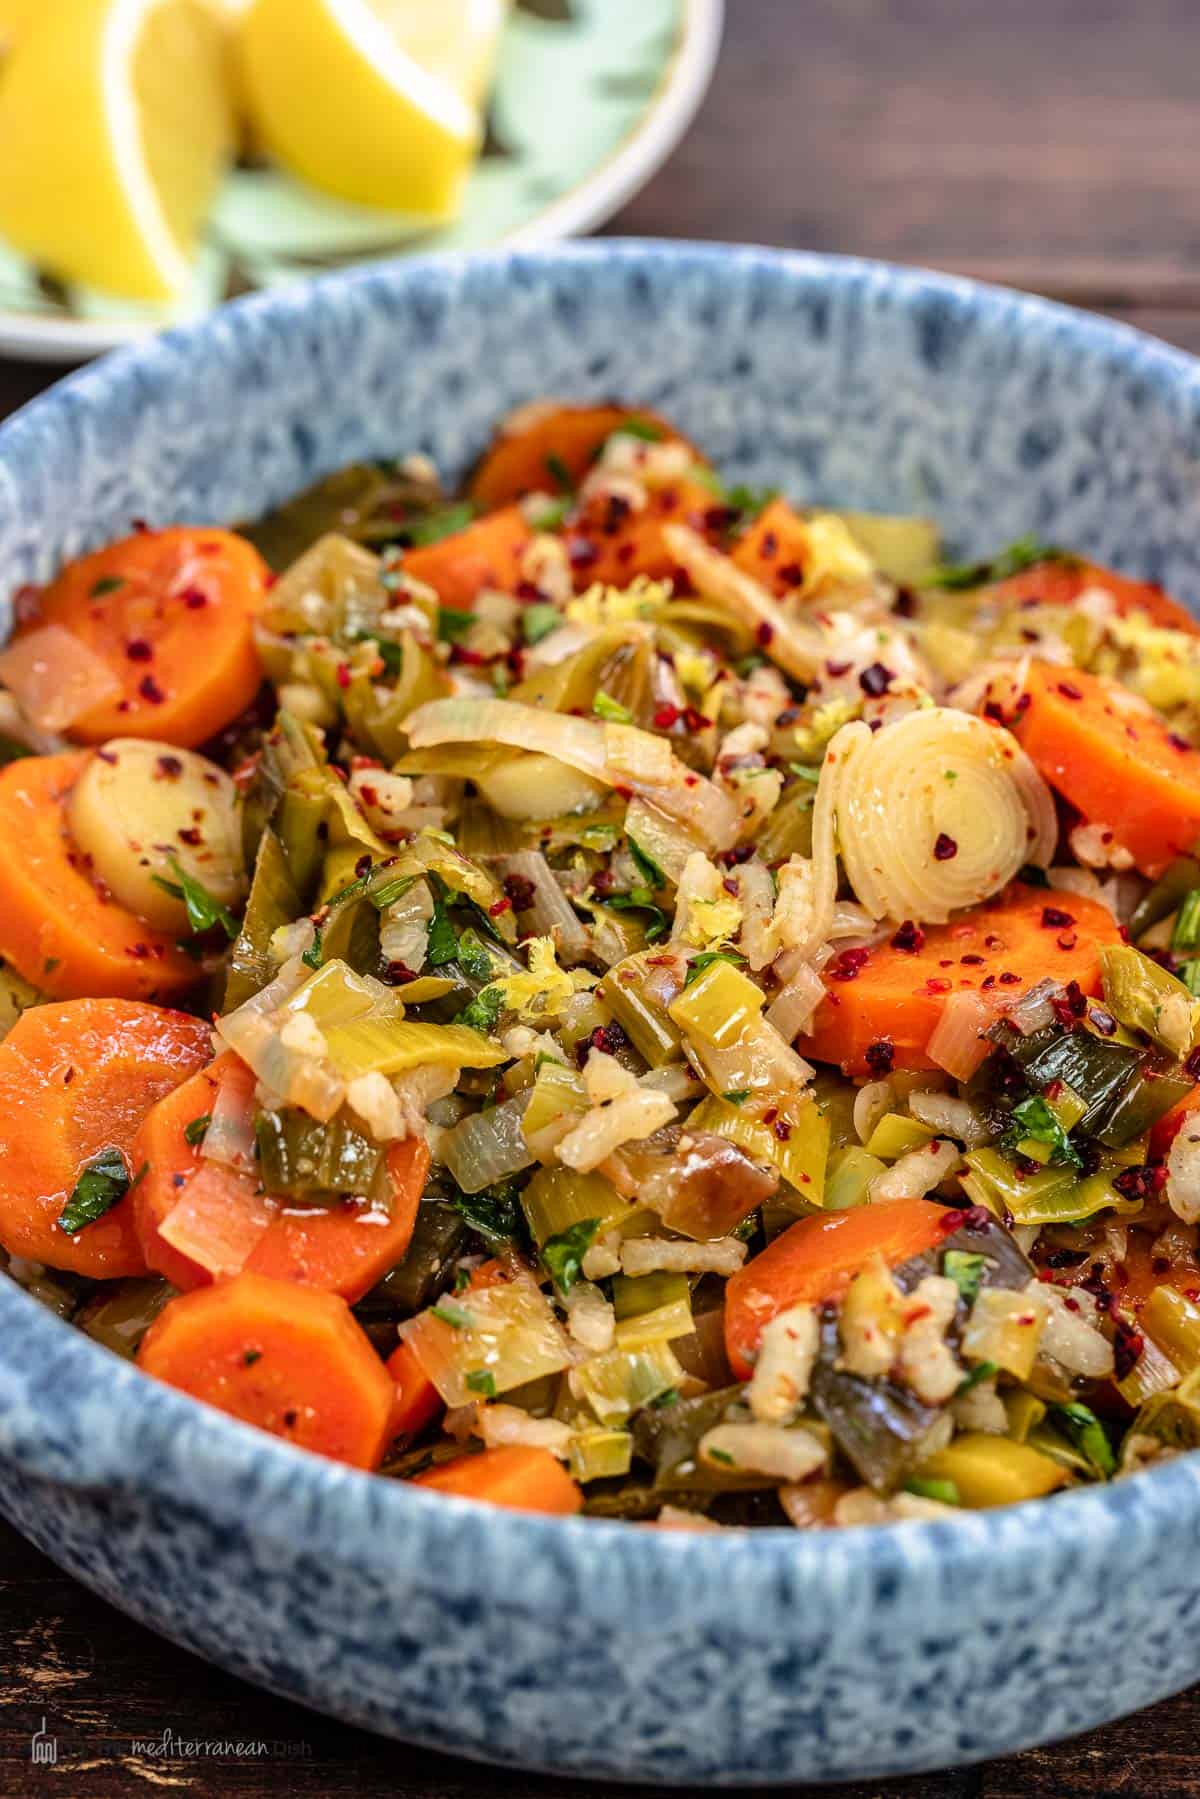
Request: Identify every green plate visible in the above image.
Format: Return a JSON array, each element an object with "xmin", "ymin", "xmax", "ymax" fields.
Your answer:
[{"xmin": 0, "ymin": 0, "xmax": 721, "ymax": 362}]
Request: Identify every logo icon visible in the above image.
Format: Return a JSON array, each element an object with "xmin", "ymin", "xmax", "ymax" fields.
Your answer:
[{"xmin": 30, "ymin": 1718, "xmax": 57, "ymax": 1766}]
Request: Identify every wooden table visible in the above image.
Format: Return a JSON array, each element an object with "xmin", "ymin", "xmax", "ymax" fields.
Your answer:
[{"xmin": 1, "ymin": 0, "xmax": 1198, "ymax": 1790}]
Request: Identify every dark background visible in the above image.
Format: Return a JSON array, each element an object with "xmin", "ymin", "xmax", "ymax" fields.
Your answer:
[{"xmin": 2, "ymin": 1, "xmax": 1198, "ymax": 1792}]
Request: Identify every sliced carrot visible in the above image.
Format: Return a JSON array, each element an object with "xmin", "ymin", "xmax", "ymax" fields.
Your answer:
[
  {"xmin": 0, "ymin": 751, "xmax": 201, "ymax": 1002},
  {"xmin": 412, "ymin": 1444, "xmax": 584, "ymax": 1515},
  {"xmin": 138, "ymin": 1271, "xmax": 394, "ymax": 1470},
  {"xmin": 981, "ymin": 558, "xmax": 1200, "ymax": 638},
  {"xmin": 1014, "ymin": 662, "xmax": 1200, "ymax": 876},
  {"xmin": 386, "ymin": 1338, "xmax": 443, "ymax": 1440},
  {"xmin": 21, "ymin": 526, "xmax": 267, "ymax": 748},
  {"xmin": 799, "ymin": 883, "xmax": 1120, "ymax": 1077},
  {"xmin": 245, "ymin": 1136, "xmax": 430, "ymax": 1303},
  {"xmin": 0, "ymin": 998, "xmax": 210, "ymax": 1277},
  {"xmin": 468, "ymin": 404, "xmax": 686, "ymax": 510},
  {"xmin": 132, "ymin": 1060, "xmax": 430, "ymax": 1304},
  {"xmin": 725, "ymin": 1198, "xmax": 953, "ymax": 1379},
  {"xmin": 568, "ymin": 477, "xmax": 720, "ymax": 591},
  {"xmin": 732, "ymin": 498, "xmax": 814, "ymax": 597},
  {"xmin": 402, "ymin": 506, "xmax": 532, "ymax": 611}
]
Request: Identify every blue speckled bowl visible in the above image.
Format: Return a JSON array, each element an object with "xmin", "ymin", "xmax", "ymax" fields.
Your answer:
[{"xmin": 3, "ymin": 243, "xmax": 1200, "ymax": 1787}]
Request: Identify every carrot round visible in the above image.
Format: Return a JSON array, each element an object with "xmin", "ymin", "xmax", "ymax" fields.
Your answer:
[
  {"xmin": 402, "ymin": 506, "xmax": 532, "ymax": 611},
  {"xmin": 468, "ymin": 403, "xmax": 685, "ymax": 510},
  {"xmin": 20, "ymin": 526, "xmax": 267, "ymax": 747},
  {"xmin": 800, "ymin": 883, "xmax": 1121, "ymax": 1077},
  {"xmin": 725, "ymin": 1197, "xmax": 953, "ymax": 1379},
  {"xmin": 245, "ymin": 1136, "xmax": 430, "ymax": 1303},
  {"xmin": 1014, "ymin": 663, "xmax": 1200, "ymax": 876},
  {"xmin": 0, "ymin": 751, "xmax": 201, "ymax": 1001},
  {"xmin": 981, "ymin": 558, "xmax": 1200, "ymax": 638},
  {"xmin": 138, "ymin": 1271, "xmax": 394, "ymax": 1470},
  {"xmin": 569, "ymin": 477, "xmax": 720, "ymax": 590},
  {"xmin": 132, "ymin": 1058, "xmax": 430, "ymax": 1304},
  {"xmin": 386, "ymin": 1337, "xmax": 443, "ymax": 1441},
  {"xmin": 732, "ymin": 498, "xmax": 814, "ymax": 597},
  {"xmin": 0, "ymin": 998, "xmax": 211, "ymax": 1276},
  {"xmin": 412, "ymin": 1444, "xmax": 584, "ymax": 1515}
]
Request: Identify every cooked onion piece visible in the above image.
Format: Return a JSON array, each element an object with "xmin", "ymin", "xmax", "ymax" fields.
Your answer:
[
  {"xmin": 68, "ymin": 737, "xmax": 246, "ymax": 931},
  {"xmin": 822, "ymin": 707, "xmax": 1057, "ymax": 925},
  {"xmin": 405, "ymin": 696, "xmax": 741, "ymax": 850}
]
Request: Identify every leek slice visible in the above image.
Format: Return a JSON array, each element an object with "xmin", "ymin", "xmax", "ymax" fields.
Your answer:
[
  {"xmin": 569, "ymin": 1339, "xmax": 685, "ymax": 1425},
  {"xmin": 399, "ymin": 1272, "xmax": 572, "ymax": 1407},
  {"xmin": 521, "ymin": 1165, "xmax": 636, "ymax": 1247},
  {"xmin": 611, "ymin": 1273, "xmax": 694, "ymax": 1348},
  {"xmin": 689, "ymin": 1094, "xmax": 829, "ymax": 1207}
]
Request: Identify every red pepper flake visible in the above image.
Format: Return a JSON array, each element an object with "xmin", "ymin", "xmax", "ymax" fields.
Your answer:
[
  {"xmin": 179, "ymin": 585, "xmax": 209, "ymax": 609},
  {"xmin": 566, "ymin": 537, "xmax": 599, "ymax": 569},
  {"xmin": 762, "ymin": 1106, "xmax": 779, "ymax": 1125},
  {"xmin": 864, "ymin": 1037, "xmax": 895, "ymax": 1076},
  {"xmin": 653, "ymin": 704, "xmax": 681, "ymax": 729},
  {"xmin": 131, "ymin": 517, "xmax": 151, "ymax": 534},
  {"xmin": 981, "ymin": 974, "xmax": 996, "ymax": 989},
  {"xmin": 858, "ymin": 662, "xmax": 893, "ymax": 697},
  {"xmin": 997, "ymin": 971, "xmax": 1020, "ymax": 985},
  {"xmin": 488, "ymin": 897, "xmax": 512, "ymax": 917},
  {"xmin": 125, "ymin": 638, "xmax": 153, "ymax": 662},
  {"xmin": 924, "ymin": 977, "xmax": 952, "ymax": 994},
  {"xmin": 890, "ymin": 920, "xmax": 925, "ymax": 953},
  {"xmin": 761, "ymin": 530, "xmax": 779, "ymax": 560},
  {"xmin": 936, "ymin": 1204, "xmax": 991, "ymax": 1238},
  {"xmin": 1113, "ymin": 1319, "xmax": 1145, "ymax": 1381},
  {"xmin": 755, "ymin": 621, "xmax": 774, "ymax": 647},
  {"xmin": 825, "ymin": 658, "xmax": 852, "ymax": 678},
  {"xmin": 1113, "ymin": 1164, "xmax": 1165, "ymax": 1201},
  {"xmin": 1056, "ymin": 680, "xmax": 1083, "ymax": 700},
  {"xmin": 960, "ymin": 953, "xmax": 985, "ymax": 966},
  {"xmin": 1056, "ymin": 931, "xmax": 1077, "ymax": 951},
  {"xmin": 777, "ymin": 561, "xmax": 806, "ymax": 587},
  {"xmin": 682, "ymin": 705, "xmax": 708, "ymax": 733},
  {"xmin": 137, "ymin": 675, "xmax": 165, "ymax": 704},
  {"xmin": 503, "ymin": 873, "xmax": 537, "ymax": 911},
  {"xmin": 384, "ymin": 962, "xmax": 417, "ymax": 985},
  {"xmin": 772, "ymin": 1116, "xmax": 792, "ymax": 1142},
  {"xmin": 1041, "ymin": 906, "xmax": 1075, "ymax": 929},
  {"xmin": 1089, "ymin": 1005, "xmax": 1118, "ymax": 1036},
  {"xmin": 178, "ymin": 827, "xmax": 202, "ymax": 846},
  {"xmin": 334, "ymin": 662, "xmax": 352, "ymax": 690},
  {"xmin": 155, "ymin": 754, "xmax": 184, "ymax": 780},
  {"xmin": 933, "ymin": 832, "xmax": 958, "ymax": 861},
  {"xmin": 828, "ymin": 947, "xmax": 870, "ymax": 982}
]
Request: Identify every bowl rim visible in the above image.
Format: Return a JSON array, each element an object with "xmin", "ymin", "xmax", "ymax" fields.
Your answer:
[{"xmin": 1, "ymin": 237, "xmax": 1199, "ymax": 1634}]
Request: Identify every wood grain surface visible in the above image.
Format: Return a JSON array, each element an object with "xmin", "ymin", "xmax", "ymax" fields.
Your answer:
[{"xmin": 3, "ymin": 1, "xmax": 1200, "ymax": 1792}]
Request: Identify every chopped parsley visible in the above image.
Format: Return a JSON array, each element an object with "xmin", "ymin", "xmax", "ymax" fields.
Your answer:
[
  {"xmin": 455, "ymin": 927, "xmax": 496, "ymax": 983},
  {"xmin": 91, "ymin": 575, "xmax": 126, "ymax": 596},
  {"xmin": 457, "ymin": 985, "xmax": 505, "ymax": 1036},
  {"xmin": 722, "ymin": 1089, "xmax": 751, "ymax": 1106},
  {"xmin": 1053, "ymin": 1401, "xmax": 1115, "ymax": 1478},
  {"xmin": 707, "ymin": 1447, "xmax": 735, "ymax": 1467},
  {"xmin": 955, "ymin": 1360, "xmax": 998, "ymax": 1396},
  {"xmin": 604, "ymin": 892, "xmax": 670, "ymax": 942},
  {"xmin": 541, "ymin": 1217, "xmax": 601, "ymax": 1295},
  {"xmin": 610, "ymin": 417, "xmax": 663, "ymax": 444},
  {"xmin": 942, "ymin": 1248, "xmax": 987, "ymax": 1305},
  {"xmin": 183, "ymin": 1114, "xmax": 212, "ymax": 1147},
  {"xmin": 436, "ymin": 606, "xmax": 475, "ymax": 643},
  {"xmin": 924, "ymin": 535, "xmax": 1065, "ymax": 592},
  {"xmin": 406, "ymin": 501, "xmax": 475, "ymax": 547},
  {"xmin": 465, "ymin": 1369, "xmax": 497, "ymax": 1397},
  {"xmin": 0, "ymin": 736, "xmax": 33, "ymax": 765},
  {"xmin": 627, "ymin": 836, "xmax": 666, "ymax": 890},
  {"xmin": 426, "ymin": 890, "xmax": 460, "ymax": 966},
  {"xmin": 787, "ymin": 762, "xmax": 821, "ymax": 784},
  {"xmin": 302, "ymin": 924, "xmax": 324, "ymax": 970},
  {"xmin": 1006, "ymin": 1094, "xmax": 1082, "ymax": 1168},
  {"xmin": 151, "ymin": 856, "xmax": 239, "ymax": 940},
  {"xmin": 452, "ymin": 1177, "xmax": 526, "ymax": 1249},
  {"xmin": 58, "ymin": 1148, "xmax": 140, "ymax": 1236},
  {"xmin": 592, "ymin": 690, "xmax": 633, "ymax": 724},
  {"xmin": 370, "ymin": 873, "xmax": 418, "ymax": 911},
  {"xmin": 545, "ymin": 452, "xmax": 573, "ymax": 493},
  {"xmin": 522, "ymin": 602, "xmax": 562, "ymax": 646},
  {"xmin": 430, "ymin": 1301, "xmax": 474, "ymax": 1331}
]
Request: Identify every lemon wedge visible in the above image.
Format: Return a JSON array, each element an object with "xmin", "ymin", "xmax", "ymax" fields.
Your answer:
[
  {"xmin": 0, "ymin": 0, "xmax": 234, "ymax": 301},
  {"xmin": 238, "ymin": 0, "xmax": 505, "ymax": 218}
]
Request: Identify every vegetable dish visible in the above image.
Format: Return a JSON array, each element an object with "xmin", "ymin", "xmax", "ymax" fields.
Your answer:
[{"xmin": 2, "ymin": 399, "xmax": 1200, "ymax": 1529}]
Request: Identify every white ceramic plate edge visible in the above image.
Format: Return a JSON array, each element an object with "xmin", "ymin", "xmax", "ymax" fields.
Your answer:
[{"xmin": 0, "ymin": 0, "xmax": 724, "ymax": 364}]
